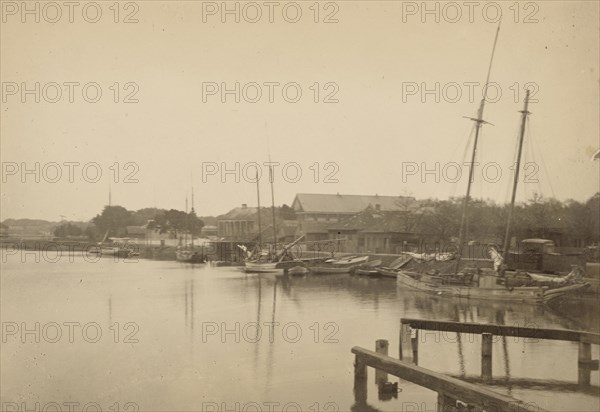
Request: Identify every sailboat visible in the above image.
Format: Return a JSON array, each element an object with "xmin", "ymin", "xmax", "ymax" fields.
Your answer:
[
  {"xmin": 176, "ymin": 187, "xmax": 206, "ymax": 264},
  {"xmin": 243, "ymin": 164, "xmax": 304, "ymax": 273},
  {"xmin": 90, "ymin": 229, "xmax": 134, "ymax": 258},
  {"xmin": 89, "ymin": 186, "xmax": 135, "ymax": 258},
  {"xmin": 395, "ymin": 26, "xmax": 589, "ymax": 304}
]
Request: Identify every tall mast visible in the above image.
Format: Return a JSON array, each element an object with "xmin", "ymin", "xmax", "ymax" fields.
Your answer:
[
  {"xmin": 184, "ymin": 195, "xmax": 188, "ymax": 245},
  {"xmin": 190, "ymin": 172, "xmax": 195, "ymax": 247},
  {"xmin": 190, "ymin": 172, "xmax": 195, "ymax": 213},
  {"xmin": 456, "ymin": 22, "xmax": 501, "ymax": 267},
  {"xmin": 502, "ymin": 89, "xmax": 531, "ymax": 258},
  {"xmin": 269, "ymin": 160, "xmax": 277, "ymax": 245},
  {"xmin": 256, "ymin": 169, "xmax": 262, "ymax": 246}
]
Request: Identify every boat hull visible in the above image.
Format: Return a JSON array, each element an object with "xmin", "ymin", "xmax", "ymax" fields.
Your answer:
[
  {"xmin": 90, "ymin": 247, "xmax": 131, "ymax": 258},
  {"xmin": 377, "ymin": 268, "xmax": 400, "ymax": 279},
  {"xmin": 396, "ymin": 270, "xmax": 589, "ymax": 304},
  {"xmin": 311, "ymin": 266, "xmax": 353, "ymax": 274},
  {"xmin": 244, "ymin": 262, "xmax": 283, "ymax": 273},
  {"xmin": 176, "ymin": 250, "xmax": 206, "ymax": 264},
  {"xmin": 355, "ymin": 268, "xmax": 381, "ymax": 277},
  {"xmin": 311, "ymin": 255, "xmax": 370, "ymax": 274}
]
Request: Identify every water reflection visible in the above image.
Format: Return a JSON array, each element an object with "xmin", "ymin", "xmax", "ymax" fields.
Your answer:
[{"xmin": 0, "ymin": 258, "xmax": 598, "ymax": 412}]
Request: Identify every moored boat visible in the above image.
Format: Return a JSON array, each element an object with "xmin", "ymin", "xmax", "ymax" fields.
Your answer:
[
  {"xmin": 310, "ymin": 255, "xmax": 369, "ymax": 274},
  {"xmin": 244, "ymin": 260, "xmax": 282, "ymax": 273},
  {"xmin": 375, "ymin": 255, "xmax": 412, "ymax": 278},
  {"xmin": 243, "ymin": 235, "xmax": 305, "ymax": 273},
  {"xmin": 90, "ymin": 245, "xmax": 132, "ymax": 258},
  {"xmin": 176, "ymin": 247, "xmax": 206, "ymax": 263},
  {"xmin": 89, "ymin": 236, "xmax": 135, "ymax": 258},
  {"xmin": 354, "ymin": 259, "xmax": 382, "ymax": 277},
  {"xmin": 396, "ymin": 268, "xmax": 589, "ymax": 304},
  {"xmin": 391, "ymin": 26, "xmax": 591, "ymax": 304}
]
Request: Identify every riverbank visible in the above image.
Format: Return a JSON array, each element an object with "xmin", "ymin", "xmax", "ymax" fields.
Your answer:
[{"xmin": 2, "ymin": 239, "xmax": 598, "ymax": 293}]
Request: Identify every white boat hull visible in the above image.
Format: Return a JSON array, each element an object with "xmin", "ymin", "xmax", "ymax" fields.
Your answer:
[{"xmin": 244, "ymin": 261, "xmax": 283, "ymax": 273}]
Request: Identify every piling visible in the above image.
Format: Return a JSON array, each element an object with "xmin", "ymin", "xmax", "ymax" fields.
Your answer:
[
  {"xmin": 481, "ymin": 333, "xmax": 493, "ymax": 383},
  {"xmin": 375, "ymin": 339, "xmax": 389, "ymax": 384}
]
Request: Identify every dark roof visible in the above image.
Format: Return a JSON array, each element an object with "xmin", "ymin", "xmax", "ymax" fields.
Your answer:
[
  {"xmin": 292, "ymin": 193, "xmax": 416, "ymax": 214},
  {"xmin": 299, "ymin": 221, "xmax": 336, "ymax": 234},
  {"xmin": 218, "ymin": 206, "xmax": 259, "ymax": 220},
  {"xmin": 328, "ymin": 206, "xmax": 414, "ymax": 233}
]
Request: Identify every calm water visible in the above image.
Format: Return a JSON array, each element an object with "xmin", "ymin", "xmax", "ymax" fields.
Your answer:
[{"xmin": 1, "ymin": 254, "xmax": 598, "ymax": 412}]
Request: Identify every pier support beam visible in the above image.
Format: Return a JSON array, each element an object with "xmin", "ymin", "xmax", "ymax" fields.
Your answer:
[
  {"xmin": 481, "ymin": 333, "xmax": 493, "ymax": 383},
  {"xmin": 437, "ymin": 392, "xmax": 458, "ymax": 412},
  {"xmin": 353, "ymin": 354, "xmax": 367, "ymax": 404},
  {"xmin": 375, "ymin": 339, "xmax": 389, "ymax": 385},
  {"xmin": 399, "ymin": 322, "xmax": 412, "ymax": 361},
  {"xmin": 578, "ymin": 341, "xmax": 592, "ymax": 386},
  {"xmin": 411, "ymin": 329, "xmax": 419, "ymax": 365}
]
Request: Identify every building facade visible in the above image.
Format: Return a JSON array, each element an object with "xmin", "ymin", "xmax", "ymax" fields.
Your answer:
[{"xmin": 291, "ymin": 193, "xmax": 416, "ymax": 244}]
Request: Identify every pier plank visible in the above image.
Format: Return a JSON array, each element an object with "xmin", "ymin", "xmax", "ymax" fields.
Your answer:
[{"xmin": 401, "ymin": 318, "xmax": 600, "ymax": 344}]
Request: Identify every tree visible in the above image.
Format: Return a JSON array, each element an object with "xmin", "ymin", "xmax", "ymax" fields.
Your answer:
[
  {"xmin": 187, "ymin": 210, "xmax": 205, "ymax": 236},
  {"xmin": 564, "ymin": 193, "xmax": 600, "ymax": 246},
  {"xmin": 85, "ymin": 225, "xmax": 99, "ymax": 241},
  {"xmin": 153, "ymin": 209, "xmax": 204, "ymax": 237},
  {"xmin": 394, "ymin": 195, "xmax": 421, "ymax": 233},
  {"xmin": 278, "ymin": 204, "xmax": 296, "ymax": 220},
  {"xmin": 91, "ymin": 206, "xmax": 133, "ymax": 237},
  {"xmin": 414, "ymin": 198, "xmax": 462, "ymax": 243},
  {"xmin": 131, "ymin": 208, "xmax": 165, "ymax": 225},
  {"xmin": 53, "ymin": 223, "xmax": 83, "ymax": 238},
  {"xmin": 587, "ymin": 193, "xmax": 600, "ymax": 244}
]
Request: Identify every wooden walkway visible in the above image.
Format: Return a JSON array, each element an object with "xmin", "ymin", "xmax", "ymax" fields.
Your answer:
[
  {"xmin": 351, "ymin": 318, "xmax": 599, "ymax": 411},
  {"xmin": 399, "ymin": 318, "xmax": 600, "ymax": 385},
  {"xmin": 353, "ymin": 345, "xmax": 544, "ymax": 412}
]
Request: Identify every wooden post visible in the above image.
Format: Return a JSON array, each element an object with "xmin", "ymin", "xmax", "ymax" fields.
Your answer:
[
  {"xmin": 481, "ymin": 333, "xmax": 492, "ymax": 383},
  {"xmin": 399, "ymin": 322, "xmax": 412, "ymax": 361},
  {"xmin": 437, "ymin": 391, "xmax": 457, "ymax": 412},
  {"xmin": 375, "ymin": 339, "xmax": 389, "ymax": 385},
  {"xmin": 355, "ymin": 354, "xmax": 367, "ymax": 379},
  {"xmin": 353, "ymin": 354, "xmax": 367, "ymax": 404},
  {"xmin": 411, "ymin": 329, "xmax": 419, "ymax": 365},
  {"xmin": 578, "ymin": 341, "xmax": 592, "ymax": 386}
]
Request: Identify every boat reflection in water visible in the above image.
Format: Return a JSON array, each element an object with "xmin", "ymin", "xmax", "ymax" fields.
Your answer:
[{"xmin": 1, "ymin": 257, "xmax": 598, "ymax": 412}]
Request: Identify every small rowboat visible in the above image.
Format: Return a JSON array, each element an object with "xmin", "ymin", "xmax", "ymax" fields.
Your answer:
[
  {"xmin": 244, "ymin": 261, "xmax": 282, "ymax": 273},
  {"xmin": 311, "ymin": 255, "xmax": 369, "ymax": 274},
  {"xmin": 354, "ymin": 259, "xmax": 382, "ymax": 277}
]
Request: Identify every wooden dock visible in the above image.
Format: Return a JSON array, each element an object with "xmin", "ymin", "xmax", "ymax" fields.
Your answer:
[
  {"xmin": 352, "ymin": 318, "xmax": 599, "ymax": 411},
  {"xmin": 399, "ymin": 318, "xmax": 600, "ymax": 386},
  {"xmin": 352, "ymin": 344, "xmax": 544, "ymax": 411}
]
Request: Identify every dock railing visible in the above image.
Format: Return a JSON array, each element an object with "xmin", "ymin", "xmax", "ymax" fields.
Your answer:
[
  {"xmin": 352, "ymin": 343, "xmax": 544, "ymax": 412},
  {"xmin": 399, "ymin": 318, "xmax": 600, "ymax": 386},
  {"xmin": 352, "ymin": 318, "xmax": 599, "ymax": 411}
]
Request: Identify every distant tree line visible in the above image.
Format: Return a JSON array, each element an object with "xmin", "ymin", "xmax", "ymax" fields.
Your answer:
[
  {"xmin": 81, "ymin": 206, "xmax": 205, "ymax": 240},
  {"xmin": 53, "ymin": 194, "xmax": 599, "ymax": 248},
  {"xmin": 52, "ymin": 222, "xmax": 83, "ymax": 238},
  {"xmin": 408, "ymin": 192, "xmax": 599, "ymax": 247}
]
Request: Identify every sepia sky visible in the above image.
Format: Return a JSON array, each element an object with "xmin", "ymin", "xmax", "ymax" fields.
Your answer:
[{"xmin": 1, "ymin": 0, "xmax": 599, "ymax": 221}]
